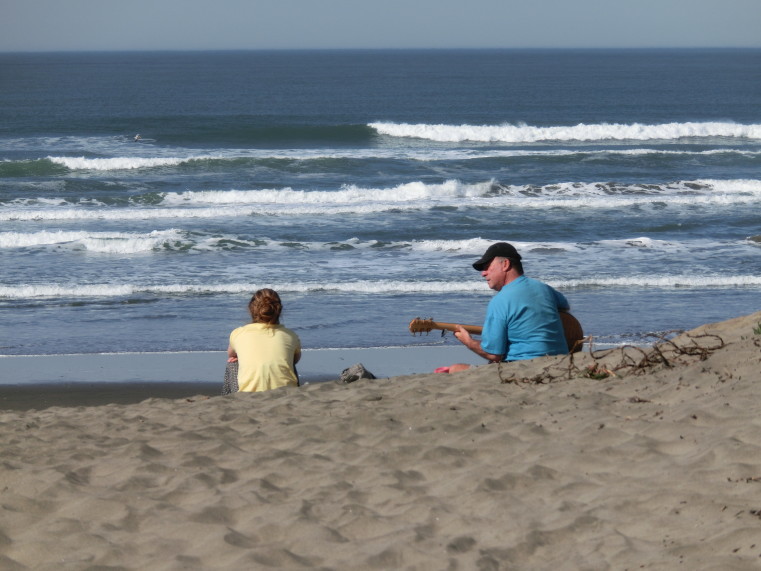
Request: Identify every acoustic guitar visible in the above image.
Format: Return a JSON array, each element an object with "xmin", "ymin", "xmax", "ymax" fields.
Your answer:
[{"xmin": 409, "ymin": 311, "xmax": 584, "ymax": 353}]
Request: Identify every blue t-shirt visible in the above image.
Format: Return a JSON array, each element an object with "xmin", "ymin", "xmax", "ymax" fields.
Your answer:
[{"xmin": 481, "ymin": 275, "xmax": 570, "ymax": 361}]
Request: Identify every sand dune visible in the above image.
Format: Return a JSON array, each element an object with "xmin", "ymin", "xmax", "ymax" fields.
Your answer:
[{"xmin": 1, "ymin": 310, "xmax": 761, "ymax": 569}]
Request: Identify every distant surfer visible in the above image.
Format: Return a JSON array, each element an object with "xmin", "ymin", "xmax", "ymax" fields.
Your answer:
[{"xmin": 133, "ymin": 134, "xmax": 141, "ymax": 142}]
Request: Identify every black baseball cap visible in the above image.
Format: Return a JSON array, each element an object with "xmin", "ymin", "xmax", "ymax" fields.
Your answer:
[{"xmin": 472, "ymin": 242, "xmax": 522, "ymax": 271}]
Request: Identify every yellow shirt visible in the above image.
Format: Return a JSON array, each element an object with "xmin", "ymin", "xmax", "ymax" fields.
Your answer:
[{"xmin": 229, "ymin": 323, "xmax": 300, "ymax": 392}]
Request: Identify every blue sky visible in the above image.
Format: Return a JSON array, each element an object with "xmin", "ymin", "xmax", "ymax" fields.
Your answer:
[{"xmin": 2, "ymin": 0, "xmax": 760, "ymax": 52}]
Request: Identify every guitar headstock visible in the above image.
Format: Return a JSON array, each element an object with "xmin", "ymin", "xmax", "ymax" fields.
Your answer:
[{"xmin": 409, "ymin": 317, "xmax": 436, "ymax": 335}]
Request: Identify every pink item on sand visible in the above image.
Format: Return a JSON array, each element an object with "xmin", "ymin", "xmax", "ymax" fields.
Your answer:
[{"xmin": 434, "ymin": 366, "xmax": 451, "ymax": 374}]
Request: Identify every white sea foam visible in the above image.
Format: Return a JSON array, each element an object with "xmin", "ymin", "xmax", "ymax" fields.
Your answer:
[
  {"xmin": 0, "ymin": 180, "xmax": 493, "ymax": 221},
  {"xmin": 1, "ymin": 232, "xmax": 733, "ymax": 258},
  {"xmin": 28, "ymin": 146, "xmax": 761, "ymax": 175},
  {"xmin": 3, "ymin": 179, "xmax": 760, "ymax": 221},
  {"xmin": 2, "ymin": 274, "xmax": 759, "ymax": 300},
  {"xmin": 0, "ymin": 281, "xmax": 482, "ymax": 299},
  {"xmin": 161, "ymin": 179, "xmax": 490, "ymax": 205},
  {"xmin": 0, "ymin": 202, "xmax": 436, "ymax": 221},
  {"xmin": 369, "ymin": 121, "xmax": 761, "ymax": 143},
  {"xmin": 0, "ymin": 229, "xmax": 186, "ymax": 253},
  {"xmin": 698, "ymin": 179, "xmax": 761, "ymax": 193},
  {"xmin": 5, "ymin": 197, "xmax": 71, "ymax": 207},
  {"xmin": 257, "ymin": 147, "xmax": 761, "ymax": 160},
  {"xmin": 34, "ymin": 146, "xmax": 761, "ymax": 172},
  {"xmin": 595, "ymin": 237, "xmax": 679, "ymax": 250},
  {"xmin": 151, "ymin": 178, "xmax": 761, "ymax": 207},
  {"xmin": 47, "ymin": 156, "xmax": 203, "ymax": 171},
  {"xmin": 551, "ymin": 275, "xmax": 761, "ymax": 289},
  {"xmin": 308, "ymin": 236, "xmax": 740, "ymax": 255}
]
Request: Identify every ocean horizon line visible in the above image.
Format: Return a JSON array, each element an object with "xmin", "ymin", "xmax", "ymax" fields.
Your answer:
[{"xmin": 3, "ymin": 47, "xmax": 761, "ymax": 56}]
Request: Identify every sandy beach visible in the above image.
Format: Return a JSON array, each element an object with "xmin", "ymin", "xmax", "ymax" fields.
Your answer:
[{"xmin": 2, "ymin": 310, "xmax": 761, "ymax": 569}]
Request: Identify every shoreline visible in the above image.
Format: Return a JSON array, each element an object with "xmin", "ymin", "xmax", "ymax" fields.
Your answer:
[{"xmin": 0, "ymin": 345, "xmax": 480, "ymax": 410}]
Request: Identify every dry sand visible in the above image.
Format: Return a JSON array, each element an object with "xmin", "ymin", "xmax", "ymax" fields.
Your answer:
[{"xmin": 1, "ymin": 310, "xmax": 761, "ymax": 570}]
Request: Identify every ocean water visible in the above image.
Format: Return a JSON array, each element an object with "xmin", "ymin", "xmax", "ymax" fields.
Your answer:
[{"xmin": 1, "ymin": 49, "xmax": 760, "ymax": 357}]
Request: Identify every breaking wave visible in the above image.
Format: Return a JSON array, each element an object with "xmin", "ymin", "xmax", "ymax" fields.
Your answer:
[
  {"xmin": 0, "ymin": 144, "xmax": 753, "ymax": 176},
  {"xmin": 2, "ymin": 274, "xmax": 759, "ymax": 300},
  {"xmin": 47, "ymin": 156, "xmax": 203, "ymax": 171},
  {"xmin": 369, "ymin": 121, "xmax": 761, "ymax": 143},
  {"xmin": 0, "ymin": 229, "xmax": 187, "ymax": 254},
  {"xmin": 3, "ymin": 179, "xmax": 760, "ymax": 221}
]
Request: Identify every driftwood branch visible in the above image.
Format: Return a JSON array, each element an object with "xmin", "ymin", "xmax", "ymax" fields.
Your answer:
[{"xmin": 496, "ymin": 330, "xmax": 727, "ymax": 385}]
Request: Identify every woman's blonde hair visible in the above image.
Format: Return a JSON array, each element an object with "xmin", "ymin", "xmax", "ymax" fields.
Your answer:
[{"xmin": 248, "ymin": 288, "xmax": 282, "ymax": 325}]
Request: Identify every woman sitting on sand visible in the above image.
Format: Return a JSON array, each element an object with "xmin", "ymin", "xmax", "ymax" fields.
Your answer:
[{"xmin": 226, "ymin": 288, "xmax": 301, "ymax": 392}]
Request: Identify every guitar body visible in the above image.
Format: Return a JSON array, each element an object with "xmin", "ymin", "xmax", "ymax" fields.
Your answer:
[
  {"xmin": 409, "ymin": 311, "xmax": 584, "ymax": 353},
  {"xmin": 559, "ymin": 311, "xmax": 584, "ymax": 353}
]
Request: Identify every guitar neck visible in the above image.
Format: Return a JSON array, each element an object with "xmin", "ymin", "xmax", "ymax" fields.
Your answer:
[
  {"xmin": 427, "ymin": 321, "xmax": 483, "ymax": 335},
  {"xmin": 409, "ymin": 312, "xmax": 584, "ymax": 353}
]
